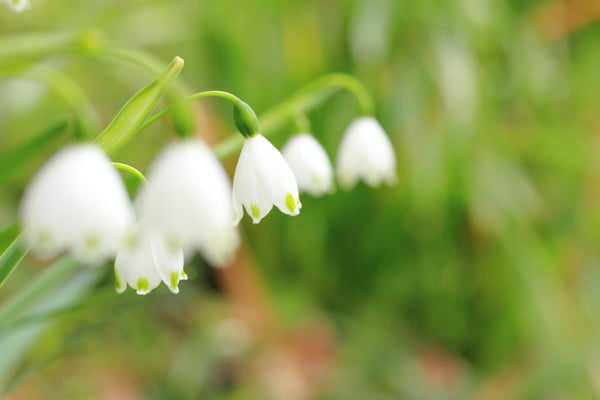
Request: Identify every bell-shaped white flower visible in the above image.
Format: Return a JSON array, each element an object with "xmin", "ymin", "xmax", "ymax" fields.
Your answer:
[
  {"xmin": 2, "ymin": 0, "xmax": 30, "ymax": 12},
  {"xmin": 114, "ymin": 226, "xmax": 185, "ymax": 295},
  {"xmin": 137, "ymin": 139, "xmax": 239, "ymax": 267},
  {"xmin": 282, "ymin": 133, "xmax": 334, "ymax": 197},
  {"xmin": 20, "ymin": 144, "xmax": 135, "ymax": 264},
  {"xmin": 232, "ymin": 134, "xmax": 301, "ymax": 224},
  {"xmin": 336, "ymin": 116, "xmax": 397, "ymax": 189}
]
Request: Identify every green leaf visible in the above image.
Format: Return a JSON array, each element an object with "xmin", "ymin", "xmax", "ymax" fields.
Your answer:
[
  {"xmin": 95, "ymin": 56, "xmax": 184, "ymax": 156},
  {"xmin": 0, "ymin": 232, "xmax": 27, "ymax": 290},
  {"xmin": 0, "ymin": 256, "xmax": 78, "ymax": 324},
  {"xmin": 0, "ymin": 267, "xmax": 101, "ymax": 392},
  {"xmin": 0, "ymin": 121, "xmax": 68, "ymax": 185},
  {"xmin": 0, "ymin": 224, "xmax": 20, "ymax": 250}
]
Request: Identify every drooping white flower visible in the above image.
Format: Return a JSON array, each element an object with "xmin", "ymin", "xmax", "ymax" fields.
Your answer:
[
  {"xmin": 336, "ymin": 117, "xmax": 397, "ymax": 189},
  {"xmin": 137, "ymin": 139, "xmax": 239, "ymax": 267},
  {"xmin": 282, "ymin": 133, "xmax": 334, "ymax": 197},
  {"xmin": 20, "ymin": 144, "xmax": 135, "ymax": 264},
  {"xmin": 232, "ymin": 134, "xmax": 301, "ymax": 224},
  {"xmin": 114, "ymin": 226, "xmax": 185, "ymax": 295},
  {"xmin": 2, "ymin": 0, "xmax": 30, "ymax": 12}
]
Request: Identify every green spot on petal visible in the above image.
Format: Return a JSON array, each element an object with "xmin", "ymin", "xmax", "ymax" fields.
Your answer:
[
  {"xmin": 38, "ymin": 230, "xmax": 53, "ymax": 247},
  {"xmin": 285, "ymin": 193, "xmax": 297, "ymax": 213},
  {"xmin": 170, "ymin": 271, "xmax": 179, "ymax": 291},
  {"xmin": 125, "ymin": 233, "xmax": 139, "ymax": 249},
  {"xmin": 166, "ymin": 237, "xmax": 180, "ymax": 253},
  {"xmin": 114, "ymin": 268, "xmax": 123, "ymax": 292},
  {"xmin": 251, "ymin": 205, "xmax": 260, "ymax": 220},
  {"xmin": 85, "ymin": 234, "xmax": 100, "ymax": 251},
  {"xmin": 137, "ymin": 278, "xmax": 149, "ymax": 293}
]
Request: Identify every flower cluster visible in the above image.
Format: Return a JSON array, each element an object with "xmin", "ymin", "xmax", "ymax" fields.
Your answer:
[
  {"xmin": 282, "ymin": 116, "xmax": 397, "ymax": 194},
  {"xmin": 20, "ymin": 112, "xmax": 395, "ymax": 294}
]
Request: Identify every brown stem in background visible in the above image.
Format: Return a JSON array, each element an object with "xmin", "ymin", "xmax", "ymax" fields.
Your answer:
[
  {"xmin": 191, "ymin": 104, "xmax": 336, "ymax": 400},
  {"xmin": 216, "ymin": 243, "xmax": 276, "ymax": 336},
  {"xmin": 534, "ymin": 0, "xmax": 600, "ymax": 41}
]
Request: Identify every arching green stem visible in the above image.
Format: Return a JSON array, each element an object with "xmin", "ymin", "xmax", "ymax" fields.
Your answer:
[
  {"xmin": 268, "ymin": 73, "xmax": 374, "ymax": 117},
  {"xmin": 140, "ymin": 90, "xmax": 259, "ymax": 138},
  {"xmin": 214, "ymin": 73, "xmax": 374, "ymax": 158},
  {"xmin": 292, "ymin": 112, "xmax": 311, "ymax": 134},
  {"xmin": 112, "ymin": 162, "xmax": 147, "ymax": 185},
  {"xmin": 139, "ymin": 73, "xmax": 374, "ymax": 159}
]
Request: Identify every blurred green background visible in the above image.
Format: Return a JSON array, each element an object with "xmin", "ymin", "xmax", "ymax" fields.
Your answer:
[{"xmin": 2, "ymin": 0, "xmax": 600, "ymax": 399}]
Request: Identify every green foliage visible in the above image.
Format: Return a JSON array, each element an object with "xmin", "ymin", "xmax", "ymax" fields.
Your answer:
[{"xmin": 2, "ymin": 0, "xmax": 600, "ymax": 399}]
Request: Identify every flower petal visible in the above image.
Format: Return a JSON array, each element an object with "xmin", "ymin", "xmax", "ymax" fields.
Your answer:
[
  {"xmin": 232, "ymin": 134, "xmax": 300, "ymax": 223},
  {"xmin": 282, "ymin": 134, "xmax": 334, "ymax": 196},
  {"xmin": 336, "ymin": 117, "xmax": 397, "ymax": 189}
]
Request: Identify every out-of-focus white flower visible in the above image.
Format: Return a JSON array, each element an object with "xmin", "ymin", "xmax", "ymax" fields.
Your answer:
[
  {"xmin": 114, "ymin": 226, "xmax": 185, "ymax": 295},
  {"xmin": 282, "ymin": 133, "xmax": 334, "ymax": 197},
  {"xmin": 137, "ymin": 139, "xmax": 239, "ymax": 267},
  {"xmin": 20, "ymin": 144, "xmax": 135, "ymax": 263},
  {"xmin": 336, "ymin": 117, "xmax": 397, "ymax": 189},
  {"xmin": 2, "ymin": 0, "xmax": 30, "ymax": 12},
  {"xmin": 232, "ymin": 134, "xmax": 301, "ymax": 224}
]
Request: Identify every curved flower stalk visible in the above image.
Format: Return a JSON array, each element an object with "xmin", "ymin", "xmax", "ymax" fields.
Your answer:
[
  {"xmin": 1, "ymin": 0, "xmax": 30, "ymax": 12},
  {"xmin": 19, "ymin": 144, "xmax": 135, "ymax": 264},
  {"xmin": 114, "ymin": 226, "xmax": 185, "ymax": 295},
  {"xmin": 232, "ymin": 134, "xmax": 301, "ymax": 224},
  {"xmin": 336, "ymin": 116, "xmax": 397, "ymax": 189},
  {"xmin": 137, "ymin": 139, "xmax": 239, "ymax": 267},
  {"xmin": 282, "ymin": 133, "xmax": 334, "ymax": 197}
]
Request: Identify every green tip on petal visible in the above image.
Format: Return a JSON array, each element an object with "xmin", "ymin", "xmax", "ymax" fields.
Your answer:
[
  {"xmin": 124, "ymin": 233, "xmax": 139, "ymax": 249},
  {"xmin": 136, "ymin": 278, "xmax": 150, "ymax": 294},
  {"xmin": 251, "ymin": 205, "xmax": 261, "ymax": 220},
  {"xmin": 285, "ymin": 193, "xmax": 298, "ymax": 213},
  {"xmin": 37, "ymin": 230, "xmax": 54, "ymax": 250},
  {"xmin": 84, "ymin": 234, "xmax": 100, "ymax": 251},
  {"xmin": 180, "ymin": 270, "xmax": 188, "ymax": 280},
  {"xmin": 170, "ymin": 271, "xmax": 179, "ymax": 292},
  {"xmin": 114, "ymin": 269, "xmax": 124, "ymax": 293}
]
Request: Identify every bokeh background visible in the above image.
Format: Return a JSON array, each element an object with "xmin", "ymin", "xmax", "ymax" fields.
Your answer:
[{"xmin": 2, "ymin": 0, "xmax": 600, "ymax": 399}]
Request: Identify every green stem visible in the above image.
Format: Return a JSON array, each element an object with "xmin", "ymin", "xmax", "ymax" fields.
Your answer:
[
  {"xmin": 292, "ymin": 112, "xmax": 311, "ymax": 134},
  {"xmin": 139, "ymin": 90, "xmax": 259, "ymax": 139},
  {"xmin": 0, "ymin": 256, "xmax": 79, "ymax": 326},
  {"xmin": 139, "ymin": 73, "xmax": 373, "ymax": 158},
  {"xmin": 113, "ymin": 162, "xmax": 147, "ymax": 184},
  {"xmin": 266, "ymin": 73, "xmax": 374, "ymax": 117},
  {"xmin": 214, "ymin": 73, "xmax": 373, "ymax": 158},
  {"xmin": 139, "ymin": 90, "xmax": 252, "ymax": 131},
  {"xmin": 0, "ymin": 32, "xmax": 78, "ymax": 66}
]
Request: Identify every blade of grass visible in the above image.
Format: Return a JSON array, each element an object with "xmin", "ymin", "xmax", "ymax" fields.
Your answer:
[
  {"xmin": 0, "ymin": 233, "xmax": 28, "ymax": 289},
  {"xmin": 0, "ymin": 268, "xmax": 102, "ymax": 392},
  {"xmin": 0, "ymin": 121, "xmax": 68, "ymax": 185},
  {"xmin": 0, "ymin": 256, "xmax": 78, "ymax": 325}
]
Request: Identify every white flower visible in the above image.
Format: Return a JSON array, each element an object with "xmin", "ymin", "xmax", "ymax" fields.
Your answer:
[
  {"xmin": 137, "ymin": 139, "xmax": 239, "ymax": 267},
  {"xmin": 20, "ymin": 144, "xmax": 134, "ymax": 264},
  {"xmin": 114, "ymin": 226, "xmax": 185, "ymax": 295},
  {"xmin": 232, "ymin": 134, "xmax": 301, "ymax": 224},
  {"xmin": 336, "ymin": 117, "xmax": 397, "ymax": 189},
  {"xmin": 282, "ymin": 133, "xmax": 334, "ymax": 197},
  {"xmin": 2, "ymin": 0, "xmax": 30, "ymax": 12}
]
